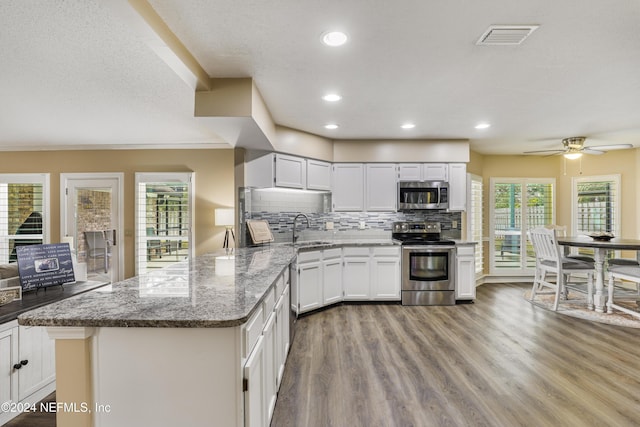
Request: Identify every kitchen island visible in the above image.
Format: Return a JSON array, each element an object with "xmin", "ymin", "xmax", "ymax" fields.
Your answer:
[{"xmin": 18, "ymin": 244, "xmax": 298, "ymax": 427}]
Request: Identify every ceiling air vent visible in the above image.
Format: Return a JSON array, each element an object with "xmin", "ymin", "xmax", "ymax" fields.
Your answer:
[{"xmin": 476, "ymin": 25, "xmax": 539, "ymax": 45}]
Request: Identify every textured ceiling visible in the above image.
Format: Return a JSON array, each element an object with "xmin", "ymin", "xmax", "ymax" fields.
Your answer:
[{"xmin": 2, "ymin": 0, "xmax": 640, "ymax": 154}]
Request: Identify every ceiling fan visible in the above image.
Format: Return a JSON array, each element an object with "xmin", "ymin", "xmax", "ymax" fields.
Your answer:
[{"xmin": 524, "ymin": 136, "xmax": 633, "ymax": 159}]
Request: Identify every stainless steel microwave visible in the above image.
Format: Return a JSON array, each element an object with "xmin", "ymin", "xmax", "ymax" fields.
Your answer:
[{"xmin": 398, "ymin": 181, "xmax": 449, "ymax": 210}]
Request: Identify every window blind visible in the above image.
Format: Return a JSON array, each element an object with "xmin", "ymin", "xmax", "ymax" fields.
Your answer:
[{"xmin": 470, "ymin": 175, "xmax": 483, "ymax": 275}]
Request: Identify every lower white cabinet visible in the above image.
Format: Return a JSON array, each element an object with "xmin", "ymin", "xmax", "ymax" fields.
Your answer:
[
  {"xmin": 343, "ymin": 248, "xmax": 371, "ymax": 300},
  {"xmin": 298, "ymin": 260, "xmax": 322, "ymax": 313},
  {"xmin": 244, "ymin": 335, "xmax": 265, "ymax": 427},
  {"xmin": 371, "ymin": 247, "xmax": 401, "ymax": 300},
  {"xmin": 275, "ymin": 286, "xmax": 290, "ymax": 387},
  {"xmin": 456, "ymin": 244, "xmax": 476, "ymax": 300},
  {"xmin": 323, "ymin": 249, "xmax": 343, "ymax": 305},
  {"xmin": 0, "ymin": 321, "xmax": 56, "ymax": 426},
  {"xmin": 262, "ymin": 312, "xmax": 277, "ymax": 424}
]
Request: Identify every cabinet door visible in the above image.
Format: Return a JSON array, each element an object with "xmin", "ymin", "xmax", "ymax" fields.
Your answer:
[
  {"xmin": 365, "ymin": 164, "xmax": 397, "ymax": 211},
  {"xmin": 371, "ymin": 254, "xmax": 401, "ymax": 300},
  {"xmin": 448, "ymin": 163, "xmax": 467, "ymax": 211},
  {"xmin": 0, "ymin": 326, "xmax": 18, "ymax": 421},
  {"xmin": 398, "ymin": 164, "xmax": 422, "ymax": 181},
  {"xmin": 343, "ymin": 256, "xmax": 371, "ymax": 300},
  {"xmin": 323, "ymin": 257, "xmax": 343, "ymax": 305},
  {"xmin": 298, "ymin": 261, "xmax": 322, "ymax": 313},
  {"xmin": 423, "ymin": 163, "xmax": 448, "ymax": 181},
  {"xmin": 18, "ymin": 325, "xmax": 55, "ymax": 400},
  {"xmin": 332, "ymin": 164, "xmax": 364, "ymax": 211},
  {"xmin": 275, "ymin": 154, "xmax": 305, "ymax": 189},
  {"xmin": 307, "ymin": 159, "xmax": 332, "ymax": 190},
  {"xmin": 456, "ymin": 245, "xmax": 476, "ymax": 300},
  {"xmin": 244, "ymin": 336, "xmax": 265, "ymax": 427},
  {"xmin": 262, "ymin": 313, "xmax": 277, "ymax": 425},
  {"xmin": 274, "ymin": 287, "xmax": 290, "ymax": 388}
]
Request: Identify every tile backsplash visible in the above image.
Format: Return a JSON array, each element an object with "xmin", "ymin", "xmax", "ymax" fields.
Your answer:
[{"xmin": 239, "ymin": 187, "xmax": 461, "ymax": 245}]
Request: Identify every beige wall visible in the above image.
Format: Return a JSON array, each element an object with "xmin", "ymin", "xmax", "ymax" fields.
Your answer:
[
  {"xmin": 274, "ymin": 126, "xmax": 334, "ymax": 161},
  {"xmin": 333, "ymin": 140, "xmax": 470, "ymax": 163},
  {"xmin": 0, "ymin": 149, "xmax": 234, "ymax": 278}
]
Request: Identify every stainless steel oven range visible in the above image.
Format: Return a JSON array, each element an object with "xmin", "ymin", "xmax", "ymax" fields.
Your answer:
[{"xmin": 392, "ymin": 221, "xmax": 456, "ymax": 306}]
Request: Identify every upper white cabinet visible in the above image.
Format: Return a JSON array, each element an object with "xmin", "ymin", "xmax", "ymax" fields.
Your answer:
[
  {"xmin": 274, "ymin": 154, "xmax": 306, "ymax": 189},
  {"xmin": 332, "ymin": 164, "xmax": 364, "ymax": 211},
  {"xmin": 307, "ymin": 159, "xmax": 332, "ymax": 191},
  {"xmin": 398, "ymin": 164, "xmax": 422, "ymax": 181},
  {"xmin": 448, "ymin": 163, "xmax": 467, "ymax": 211},
  {"xmin": 365, "ymin": 164, "xmax": 397, "ymax": 211},
  {"xmin": 423, "ymin": 163, "xmax": 448, "ymax": 181},
  {"xmin": 244, "ymin": 152, "xmax": 306, "ymax": 189},
  {"xmin": 398, "ymin": 163, "xmax": 448, "ymax": 181}
]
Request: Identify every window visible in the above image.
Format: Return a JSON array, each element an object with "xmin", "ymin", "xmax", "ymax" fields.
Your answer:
[
  {"xmin": 572, "ymin": 175, "xmax": 620, "ymax": 258},
  {"xmin": 135, "ymin": 173, "xmax": 193, "ymax": 274},
  {"xmin": 490, "ymin": 178, "xmax": 555, "ymax": 274},
  {"xmin": 0, "ymin": 174, "xmax": 50, "ymax": 263},
  {"xmin": 468, "ymin": 174, "xmax": 483, "ymax": 276}
]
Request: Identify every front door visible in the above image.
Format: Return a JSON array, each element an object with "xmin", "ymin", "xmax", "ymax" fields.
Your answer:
[{"xmin": 61, "ymin": 173, "xmax": 123, "ymax": 283}]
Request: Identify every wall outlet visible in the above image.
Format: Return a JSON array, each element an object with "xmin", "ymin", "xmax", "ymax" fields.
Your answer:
[
  {"xmin": 325, "ymin": 221, "xmax": 334, "ymax": 230},
  {"xmin": 452, "ymin": 220, "xmax": 458, "ymax": 228},
  {"xmin": 359, "ymin": 221, "xmax": 366, "ymax": 230}
]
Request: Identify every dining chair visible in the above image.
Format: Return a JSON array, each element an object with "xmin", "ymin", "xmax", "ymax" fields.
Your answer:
[
  {"xmin": 607, "ymin": 265, "xmax": 640, "ymax": 319},
  {"xmin": 529, "ymin": 227, "xmax": 595, "ymax": 311},
  {"xmin": 544, "ymin": 225, "xmax": 595, "ymax": 263},
  {"xmin": 84, "ymin": 230, "xmax": 110, "ymax": 273}
]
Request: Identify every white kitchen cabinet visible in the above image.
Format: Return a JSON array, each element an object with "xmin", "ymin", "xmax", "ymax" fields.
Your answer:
[
  {"xmin": 371, "ymin": 247, "xmax": 401, "ymax": 300},
  {"xmin": 322, "ymin": 249, "xmax": 343, "ymax": 305},
  {"xmin": 365, "ymin": 163, "xmax": 397, "ymax": 211},
  {"xmin": 244, "ymin": 152, "xmax": 306, "ymax": 189},
  {"xmin": 17, "ymin": 325, "xmax": 55, "ymax": 401},
  {"xmin": 398, "ymin": 164, "xmax": 422, "ymax": 181},
  {"xmin": 262, "ymin": 312, "xmax": 277, "ymax": 424},
  {"xmin": 448, "ymin": 163, "xmax": 467, "ymax": 211},
  {"xmin": 343, "ymin": 248, "xmax": 371, "ymax": 300},
  {"xmin": 332, "ymin": 164, "xmax": 364, "ymax": 211},
  {"xmin": 297, "ymin": 256, "xmax": 323, "ymax": 313},
  {"xmin": 274, "ymin": 286, "xmax": 290, "ymax": 388},
  {"xmin": 244, "ymin": 335, "xmax": 265, "ymax": 427},
  {"xmin": 307, "ymin": 159, "xmax": 332, "ymax": 190},
  {"xmin": 423, "ymin": 163, "xmax": 448, "ymax": 181},
  {"xmin": 0, "ymin": 322, "xmax": 18, "ymax": 425},
  {"xmin": 275, "ymin": 154, "xmax": 306, "ymax": 189},
  {"xmin": 456, "ymin": 244, "xmax": 476, "ymax": 300}
]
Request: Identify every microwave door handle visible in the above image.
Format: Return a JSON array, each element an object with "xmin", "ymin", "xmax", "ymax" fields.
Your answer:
[{"xmin": 436, "ymin": 187, "xmax": 441, "ymax": 206}]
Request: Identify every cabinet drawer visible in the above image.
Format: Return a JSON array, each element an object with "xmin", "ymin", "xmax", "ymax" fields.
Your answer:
[
  {"xmin": 243, "ymin": 306, "xmax": 264, "ymax": 358},
  {"xmin": 457, "ymin": 245, "xmax": 474, "ymax": 256},
  {"xmin": 284, "ymin": 267, "xmax": 290, "ymax": 285},
  {"xmin": 263, "ymin": 287, "xmax": 275, "ymax": 315},
  {"xmin": 322, "ymin": 248, "xmax": 342, "ymax": 260},
  {"xmin": 274, "ymin": 274, "xmax": 284, "ymax": 298},
  {"xmin": 372, "ymin": 246, "xmax": 400, "ymax": 257},
  {"xmin": 298, "ymin": 250, "xmax": 321, "ymax": 263},
  {"xmin": 343, "ymin": 247, "xmax": 370, "ymax": 257}
]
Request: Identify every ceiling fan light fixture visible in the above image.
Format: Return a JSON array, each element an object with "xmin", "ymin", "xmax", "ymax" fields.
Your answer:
[{"xmin": 564, "ymin": 152, "xmax": 583, "ymax": 160}]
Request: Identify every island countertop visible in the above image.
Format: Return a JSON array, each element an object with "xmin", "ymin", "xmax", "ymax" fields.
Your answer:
[
  {"xmin": 17, "ymin": 239, "xmax": 401, "ymax": 329},
  {"xmin": 18, "ymin": 245, "xmax": 298, "ymax": 328}
]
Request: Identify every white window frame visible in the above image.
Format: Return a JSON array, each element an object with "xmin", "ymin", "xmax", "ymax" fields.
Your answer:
[
  {"xmin": 135, "ymin": 172, "xmax": 194, "ymax": 275},
  {"xmin": 489, "ymin": 177, "xmax": 556, "ymax": 276},
  {"xmin": 467, "ymin": 173, "xmax": 483, "ymax": 277},
  {"xmin": 571, "ymin": 174, "xmax": 621, "ymax": 237},
  {"xmin": 0, "ymin": 174, "xmax": 50, "ymax": 264}
]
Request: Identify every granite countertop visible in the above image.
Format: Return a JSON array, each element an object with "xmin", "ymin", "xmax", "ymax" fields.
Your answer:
[
  {"xmin": 17, "ymin": 239, "xmax": 404, "ymax": 329},
  {"xmin": 1, "ymin": 280, "xmax": 109, "ymax": 325},
  {"xmin": 19, "ymin": 245, "xmax": 298, "ymax": 329}
]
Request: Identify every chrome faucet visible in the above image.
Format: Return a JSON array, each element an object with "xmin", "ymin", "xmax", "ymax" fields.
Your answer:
[{"xmin": 292, "ymin": 213, "xmax": 310, "ymax": 244}]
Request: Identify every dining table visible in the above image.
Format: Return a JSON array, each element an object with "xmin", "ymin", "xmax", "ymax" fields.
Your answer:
[{"xmin": 557, "ymin": 236, "xmax": 640, "ymax": 312}]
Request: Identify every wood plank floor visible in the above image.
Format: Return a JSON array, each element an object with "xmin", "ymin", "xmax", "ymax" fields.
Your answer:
[
  {"xmin": 6, "ymin": 283, "xmax": 640, "ymax": 426},
  {"xmin": 271, "ymin": 283, "xmax": 640, "ymax": 427}
]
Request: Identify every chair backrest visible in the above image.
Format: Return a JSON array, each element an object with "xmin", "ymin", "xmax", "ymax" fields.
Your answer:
[
  {"xmin": 545, "ymin": 224, "xmax": 567, "ymax": 237},
  {"xmin": 84, "ymin": 231, "xmax": 107, "ymax": 251},
  {"xmin": 529, "ymin": 227, "xmax": 563, "ymax": 263}
]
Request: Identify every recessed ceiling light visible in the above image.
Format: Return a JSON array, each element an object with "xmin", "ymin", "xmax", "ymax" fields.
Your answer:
[
  {"xmin": 321, "ymin": 31, "xmax": 348, "ymax": 47},
  {"xmin": 401, "ymin": 123, "xmax": 416, "ymax": 129},
  {"xmin": 325, "ymin": 124, "xmax": 339, "ymax": 130},
  {"xmin": 475, "ymin": 123, "xmax": 491, "ymax": 130},
  {"xmin": 322, "ymin": 94, "xmax": 342, "ymax": 102}
]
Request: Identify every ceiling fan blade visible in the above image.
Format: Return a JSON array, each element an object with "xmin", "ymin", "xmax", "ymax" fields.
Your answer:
[
  {"xmin": 523, "ymin": 149, "xmax": 564, "ymax": 154},
  {"xmin": 582, "ymin": 148, "xmax": 604, "ymax": 155},
  {"xmin": 586, "ymin": 143, "xmax": 633, "ymax": 151}
]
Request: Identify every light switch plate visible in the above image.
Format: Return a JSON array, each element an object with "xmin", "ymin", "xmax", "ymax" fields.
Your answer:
[{"xmin": 326, "ymin": 221, "xmax": 334, "ymax": 230}]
